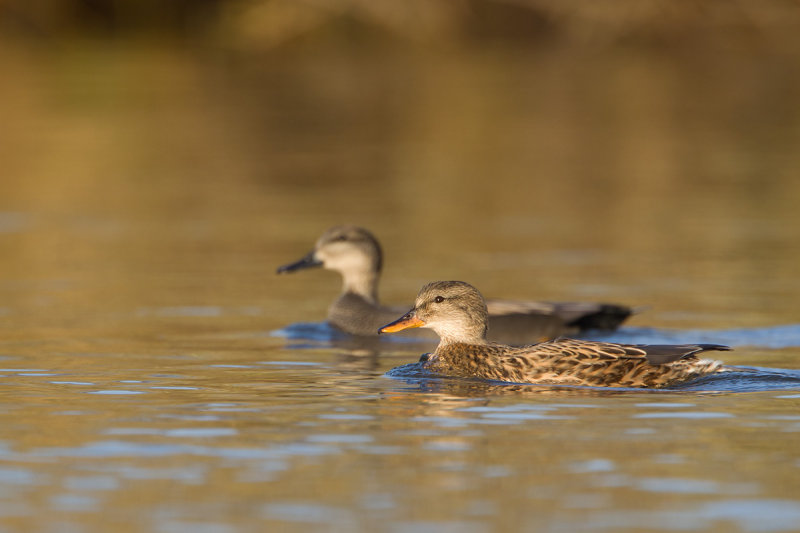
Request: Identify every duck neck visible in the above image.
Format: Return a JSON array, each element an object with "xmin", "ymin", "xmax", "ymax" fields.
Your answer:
[
  {"xmin": 435, "ymin": 325, "xmax": 489, "ymax": 348},
  {"xmin": 342, "ymin": 270, "xmax": 380, "ymax": 304}
]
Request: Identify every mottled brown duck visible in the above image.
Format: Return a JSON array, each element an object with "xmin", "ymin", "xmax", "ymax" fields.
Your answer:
[
  {"xmin": 379, "ymin": 281, "xmax": 731, "ymax": 388},
  {"xmin": 277, "ymin": 225, "xmax": 633, "ymax": 343}
]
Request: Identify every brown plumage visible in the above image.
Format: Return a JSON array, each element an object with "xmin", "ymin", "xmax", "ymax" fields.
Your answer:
[
  {"xmin": 379, "ymin": 281, "xmax": 731, "ymax": 388},
  {"xmin": 277, "ymin": 226, "xmax": 633, "ymax": 342}
]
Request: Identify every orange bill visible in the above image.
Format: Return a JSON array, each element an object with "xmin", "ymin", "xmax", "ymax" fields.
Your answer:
[{"xmin": 378, "ymin": 313, "xmax": 425, "ymax": 334}]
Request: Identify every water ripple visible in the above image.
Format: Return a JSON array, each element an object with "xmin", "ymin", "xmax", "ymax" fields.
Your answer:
[
  {"xmin": 632, "ymin": 412, "xmax": 734, "ymax": 419},
  {"xmin": 569, "ymin": 499, "xmax": 800, "ymax": 532},
  {"xmin": 261, "ymin": 502, "xmax": 354, "ymax": 525},
  {"xmin": 276, "ymin": 322, "xmax": 800, "ymax": 349},
  {"xmin": 586, "ymin": 324, "xmax": 800, "ymax": 349},
  {"xmin": 386, "ymin": 363, "xmax": 800, "ymax": 394}
]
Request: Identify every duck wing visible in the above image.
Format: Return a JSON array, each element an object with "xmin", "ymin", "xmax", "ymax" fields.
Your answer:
[
  {"xmin": 523, "ymin": 338, "xmax": 731, "ymax": 365},
  {"xmin": 484, "ymin": 300, "xmax": 634, "ymax": 345},
  {"xmin": 633, "ymin": 343, "xmax": 732, "ymax": 365}
]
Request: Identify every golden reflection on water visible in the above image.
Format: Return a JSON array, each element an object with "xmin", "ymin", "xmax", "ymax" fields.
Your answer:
[{"xmin": 1, "ymin": 35, "xmax": 800, "ymax": 533}]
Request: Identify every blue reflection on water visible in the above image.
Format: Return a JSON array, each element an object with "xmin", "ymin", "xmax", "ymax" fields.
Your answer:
[
  {"xmin": 272, "ymin": 321, "xmax": 431, "ymax": 345},
  {"xmin": 26, "ymin": 439, "xmax": 342, "ymax": 461},
  {"xmin": 271, "ymin": 322, "xmax": 352, "ymax": 342},
  {"xmin": 672, "ymin": 366, "xmax": 800, "ymax": 392},
  {"xmin": 585, "ymin": 324, "xmax": 800, "ymax": 348},
  {"xmin": 275, "ymin": 322, "xmax": 800, "ymax": 349},
  {"xmin": 261, "ymin": 502, "xmax": 354, "ymax": 525},
  {"xmin": 569, "ymin": 499, "xmax": 800, "ymax": 532},
  {"xmin": 0, "ymin": 467, "xmax": 40, "ymax": 485}
]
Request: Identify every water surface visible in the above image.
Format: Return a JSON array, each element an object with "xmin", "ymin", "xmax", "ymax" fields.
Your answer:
[{"xmin": 1, "ymin": 40, "xmax": 799, "ymax": 532}]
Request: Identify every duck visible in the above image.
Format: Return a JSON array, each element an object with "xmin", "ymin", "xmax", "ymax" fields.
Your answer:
[
  {"xmin": 277, "ymin": 225, "xmax": 634, "ymax": 344},
  {"xmin": 378, "ymin": 281, "xmax": 730, "ymax": 388}
]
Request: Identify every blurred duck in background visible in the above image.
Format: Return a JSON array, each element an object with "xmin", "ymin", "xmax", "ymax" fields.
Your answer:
[{"xmin": 277, "ymin": 225, "xmax": 634, "ymax": 344}]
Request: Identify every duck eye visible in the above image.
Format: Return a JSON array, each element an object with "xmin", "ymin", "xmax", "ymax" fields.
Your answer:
[{"xmin": 434, "ymin": 296, "xmax": 445, "ymax": 303}]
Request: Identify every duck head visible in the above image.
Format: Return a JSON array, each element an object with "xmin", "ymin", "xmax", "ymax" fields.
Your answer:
[
  {"xmin": 379, "ymin": 281, "xmax": 489, "ymax": 345},
  {"xmin": 277, "ymin": 225, "xmax": 383, "ymax": 302}
]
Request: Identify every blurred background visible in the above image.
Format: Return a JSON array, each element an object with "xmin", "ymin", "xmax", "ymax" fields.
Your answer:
[
  {"xmin": 1, "ymin": 0, "xmax": 799, "ymax": 331},
  {"xmin": 2, "ymin": 3, "xmax": 800, "ymax": 533}
]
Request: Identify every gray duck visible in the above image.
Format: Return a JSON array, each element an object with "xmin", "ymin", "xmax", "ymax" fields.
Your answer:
[
  {"xmin": 379, "ymin": 281, "xmax": 730, "ymax": 388},
  {"xmin": 277, "ymin": 225, "xmax": 633, "ymax": 343}
]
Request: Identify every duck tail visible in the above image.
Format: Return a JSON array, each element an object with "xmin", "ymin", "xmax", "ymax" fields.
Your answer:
[
  {"xmin": 695, "ymin": 344, "xmax": 733, "ymax": 353},
  {"xmin": 567, "ymin": 304, "xmax": 633, "ymax": 331}
]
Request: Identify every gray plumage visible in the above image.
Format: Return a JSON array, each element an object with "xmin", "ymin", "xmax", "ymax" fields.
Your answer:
[{"xmin": 278, "ymin": 226, "xmax": 633, "ymax": 342}]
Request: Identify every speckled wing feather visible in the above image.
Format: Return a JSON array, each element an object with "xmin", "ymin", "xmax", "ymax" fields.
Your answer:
[
  {"xmin": 427, "ymin": 338, "xmax": 729, "ymax": 388},
  {"xmin": 515, "ymin": 339, "xmax": 731, "ymax": 363}
]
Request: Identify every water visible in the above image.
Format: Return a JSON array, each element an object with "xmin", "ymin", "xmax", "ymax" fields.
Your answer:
[{"xmin": 1, "ymin": 39, "xmax": 800, "ymax": 532}]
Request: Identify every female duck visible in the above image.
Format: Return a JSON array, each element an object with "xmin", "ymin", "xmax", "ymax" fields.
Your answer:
[
  {"xmin": 379, "ymin": 281, "xmax": 730, "ymax": 388},
  {"xmin": 277, "ymin": 225, "xmax": 633, "ymax": 343}
]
